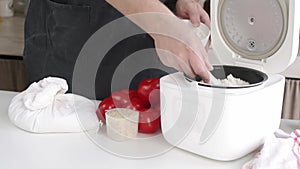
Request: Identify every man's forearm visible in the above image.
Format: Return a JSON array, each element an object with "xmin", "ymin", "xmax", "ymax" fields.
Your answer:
[
  {"xmin": 106, "ymin": 0, "xmax": 178, "ymax": 37},
  {"xmin": 106, "ymin": 0, "xmax": 173, "ymax": 15}
]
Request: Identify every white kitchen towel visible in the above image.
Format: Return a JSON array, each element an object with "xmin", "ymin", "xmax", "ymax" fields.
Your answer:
[
  {"xmin": 243, "ymin": 129, "xmax": 300, "ymax": 169},
  {"xmin": 8, "ymin": 77, "xmax": 99, "ymax": 133}
]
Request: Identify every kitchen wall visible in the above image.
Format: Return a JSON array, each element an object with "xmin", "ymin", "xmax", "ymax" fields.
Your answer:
[
  {"xmin": 198, "ymin": 0, "xmax": 205, "ymax": 6},
  {"xmin": 0, "ymin": 2, "xmax": 28, "ymax": 91}
]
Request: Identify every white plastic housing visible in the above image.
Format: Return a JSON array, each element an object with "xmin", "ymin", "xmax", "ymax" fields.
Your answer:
[{"xmin": 160, "ymin": 72, "xmax": 285, "ymax": 161}]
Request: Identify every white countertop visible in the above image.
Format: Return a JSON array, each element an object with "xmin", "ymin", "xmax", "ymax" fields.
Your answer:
[{"xmin": 0, "ymin": 90, "xmax": 298, "ymax": 169}]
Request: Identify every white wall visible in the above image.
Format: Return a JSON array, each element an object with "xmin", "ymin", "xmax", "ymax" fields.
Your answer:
[
  {"xmin": 281, "ymin": 42, "xmax": 300, "ymax": 78},
  {"xmin": 198, "ymin": 0, "xmax": 205, "ymax": 6},
  {"xmin": 281, "ymin": 56, "xmax": 300, "ymax": 79}
]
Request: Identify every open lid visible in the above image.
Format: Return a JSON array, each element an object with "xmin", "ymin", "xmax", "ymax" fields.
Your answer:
[{"xmin": 210, "ymin": 0, "xmax": 300, "ymax": 73}]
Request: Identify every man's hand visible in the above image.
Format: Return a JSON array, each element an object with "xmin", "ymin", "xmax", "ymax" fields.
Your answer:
[{"xmin": 176, "ymin": 0, "xmax": 210, "ymax": 28}]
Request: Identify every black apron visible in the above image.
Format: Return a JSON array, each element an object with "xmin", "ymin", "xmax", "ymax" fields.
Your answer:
[{"xmin": 23, "ymin": 0, "xmax": 176, "ymax": 100}]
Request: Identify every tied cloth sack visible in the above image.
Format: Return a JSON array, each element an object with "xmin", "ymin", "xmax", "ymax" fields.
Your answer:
[
  {"xmin": 243, "ymin": 129, "xmax": 300, "ymax": 169},
  {"xmin": 8, "ymin": 77, "xmax": 99, "ymax": 133}
]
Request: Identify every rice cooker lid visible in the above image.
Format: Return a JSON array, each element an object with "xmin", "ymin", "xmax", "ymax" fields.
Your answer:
[{"xmin": 211, "ymin": 0, "xmax": 299, "ymax": 73}]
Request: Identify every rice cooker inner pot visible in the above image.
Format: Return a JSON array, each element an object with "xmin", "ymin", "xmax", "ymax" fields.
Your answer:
[{"xmin": 186, "ymin": 65, "xmax": 268, "ymax": 89}]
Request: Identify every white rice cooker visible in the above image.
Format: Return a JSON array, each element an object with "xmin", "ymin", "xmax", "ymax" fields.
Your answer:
[{"xmin": 160, "ymin": 0, "xmax": 300, "ymax": 161}]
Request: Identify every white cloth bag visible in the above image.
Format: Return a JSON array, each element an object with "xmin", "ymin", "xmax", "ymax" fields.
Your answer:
[
  {"xmin": 8, "ymin": 77, "xmax": 99, "ymax": 133},
  {"xmin": 243, "ymin": 129, "xmax": 300, "ymax": 169}
]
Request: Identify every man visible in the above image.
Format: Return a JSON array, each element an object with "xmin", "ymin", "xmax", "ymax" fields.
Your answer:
[{"xmin": 24, "ymin": 0, "xmax": 212, "ymax": 99}]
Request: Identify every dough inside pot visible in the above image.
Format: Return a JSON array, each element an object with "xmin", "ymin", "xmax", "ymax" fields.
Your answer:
[
  {"xmin": 218, "ymin": 74, "xmax": 250, "ymax": 86},
  {"xmin": 203, "ymin": 74, "xmax": 250, "ymax": 87}
]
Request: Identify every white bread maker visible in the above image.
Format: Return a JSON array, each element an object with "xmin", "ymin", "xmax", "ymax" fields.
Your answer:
[{"xmin": 160, "ymin": 0, "xmax": 300, "ymax": 161}]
